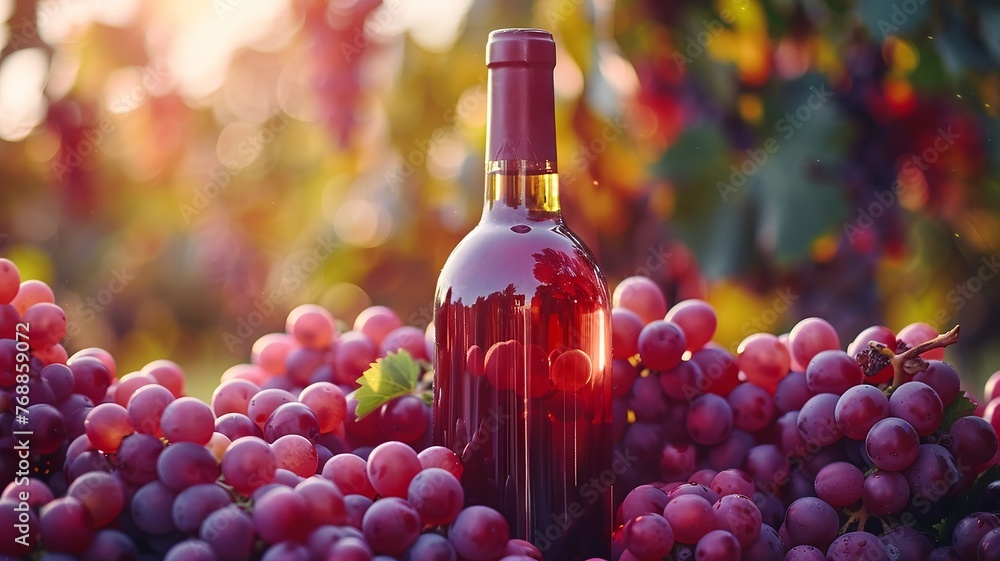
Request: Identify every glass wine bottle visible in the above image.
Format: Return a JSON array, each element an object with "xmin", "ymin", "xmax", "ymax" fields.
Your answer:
[{"xmin": 433, "ymin": 28, "xmax": 612, "ymax": 560}]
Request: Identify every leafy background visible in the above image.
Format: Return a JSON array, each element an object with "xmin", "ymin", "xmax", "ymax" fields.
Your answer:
[{"xmin": 1, "ymin": 0, "xmax": 998, "ymax": 400}]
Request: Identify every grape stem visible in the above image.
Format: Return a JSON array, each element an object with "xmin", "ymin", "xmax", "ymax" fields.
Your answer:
[{"xmin": 888, "ymin": 325, "xmax": 961, "ymax": 388}]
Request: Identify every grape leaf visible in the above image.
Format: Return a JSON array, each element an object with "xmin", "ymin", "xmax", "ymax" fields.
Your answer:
[
  {"xmin": 353, "ymin": 350, "xmax": 420, "ymax": 420},
  {"xmin": 941, "ymin": 392, "xmax": 978, "ymax": 433}
]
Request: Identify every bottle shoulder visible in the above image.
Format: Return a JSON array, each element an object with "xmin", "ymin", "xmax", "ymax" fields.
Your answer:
[{"xmin": 436, "ymin": 222, "xmax": 610, "ymax": 307}]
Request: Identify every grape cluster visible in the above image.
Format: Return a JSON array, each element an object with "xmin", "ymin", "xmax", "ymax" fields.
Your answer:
[
  {"xmin": 610, "ymin": 276, "xmax": 1000, "ymax": 561},
  {"xmin": 4, "ymin": 257, "xmax": 1000, "ymax": 561}
]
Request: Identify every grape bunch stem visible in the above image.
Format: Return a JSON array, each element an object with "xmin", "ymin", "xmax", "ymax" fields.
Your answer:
[{"xmin": 867, "ymin": 325, "xmax": 961, "ymax": 388}]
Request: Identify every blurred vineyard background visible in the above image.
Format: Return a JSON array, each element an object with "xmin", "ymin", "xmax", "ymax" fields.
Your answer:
[{"xmin": 1, "ymin": 0, "xmax": 999, "ymax": 400}]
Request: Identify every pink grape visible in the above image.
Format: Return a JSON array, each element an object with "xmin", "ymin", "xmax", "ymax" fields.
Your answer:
[
  {"xmin": 85, "ymin": 403, "xmax": 134, "ymax": 453},
  {"xmin": 298, "ymin": 381, "xmax": 347, "ymax": 433},
  {"xmin": 712, "ymin": 494, "xmax": 761, "ymax": 547},
  {"xmin": 613, "ymin": 276, "xmax": 667, "ymax": 325},
  {"xmin": 813, "ymin": 462, "xmax": 864, "ymax": 508},
  {"xmin": 67, "ymin": 471, "xmax": 125, "ymax": 528},
  {"xmin": 11, "ymin": 279, "xmax": 55, "ymax": 315},
  {"xmin": 665, "ymin": 299, "xmax": 717, "ymax": 352},
  {"xmin": 334, "ymin": 330, "xmax": 379, "ymax": 385},
  {"xmin": 662, "ymin": 494, "xmax": 716, "ymax": 544},
  {"xmin": 141, "ymin": 359, "xmax": 185, "ymax": 398},
  {"xmin": 127, "ymin": 384, "xmax": 176, "ymax": 437},
  {"xmin": 417, "ymin": 446, "xmax": 463, "ymax": 480},
  {"xmin": 295, "ymin": 477, "xmax": 346, "ymax": 526},
  {"xmin": 612, "ymin": 308, "xmax": 644, "ymax": 360},
  {"xmin": 222, "ymin": 436, "xmax": 277, "ymax": 495},
  {"xmin": 449, "ymin": 505, "xmax": 510, "ymax": 561},
  {"xmin": 623, "ymin": 513, "xmax": 675, "ymax": 560},
  {"xmin": 161, "ymin": 397, "xmax": 216, "ymax": 445},
  {"xmin": 638, "ymin": 320, "xmax": 686, "ymax": 371},
  {"xmin": 914, "ymin": 361, "xmax": 961, "ymax": 407},
  {"xmin": 253, "ymin": 487, "xmax": 311, "ymax": 544},
  {"xmin": 408, "ymin": 467, "xmax": 464, "ymax": 526},
  {"xmin": 247, "ymin": 388, "xmax": 297, "ymax": 429},
  {"xmin": 212, "ymin": 379, "xmax": 261, "ymax": 417},
  {"xmin": 271, "ymin": 434, "xmax": 319, "ymax": 477},
  {"xmin": 847, "ymin": 325, "xmax": 896, "ymax": 383},
  {"xmin": 21, "ymin": 303, "xmax": 66, "ymax": 349},
  {"xmin": 70, "ymin": 347, "xmax": 117, "ymax": 378},
  {"xmin": 39, "ymin": 497, "xmax": 93, "ymax": 554},
  {"xmin": 354, "ymin": 305, "xmax": 403, "ymax": 346},
  {"xmin": 727, "ymin": 382, "xmax": 775, "ymax": 433},
  {"xmin": 380, "ymin": 326, "xmax": 429, "ymax": 361},
  {"xmin": 898, "ymin": 322, "xmax": 946, "ymax": 360},
  {"xmin": 888, "ymin": 381, "xmax": 943, "ymax": 437},
  {"xmin": 367, "ymin": 441, "xmax": 422, "ymax": 498},
  {"xmin": 286, "ymin": 304, "xmax": 337, "ymax": 349},
  {"xmin": 694, "ymin": 529, "xmax": 741, "ymax": 561},
  {"xmin": 788, "ymin": 317, "xmax": 840, "ymax": 368},
  {"xmin": 834, "ymin": 384, "xmax": 889, "ymax": 440},
  {"xmin": 737, "ymin": 333, "xmax": 790, "ymax": 388},
  {"xmin": 323, "ymin": 453, "xmax": 377, "ymax": 498},
  {"xmin": 0, "ymin": 258, "xmax": 20, "ymax": 304},
  {"xmin": 252, "ymin": 332, "xmax": 297, "ymax": 375},
  {"xmin": 263, "ymin": 401, "xmax": 320, "ymax": 443},
  {"xmin": 113, "ymin": 372, "xmax": 157, "ymax": 407}
]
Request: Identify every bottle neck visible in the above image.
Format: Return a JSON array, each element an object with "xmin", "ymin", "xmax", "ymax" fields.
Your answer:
[{"xmin": 482, "ymin": 160, "xmax": 561, "ymax": 223}]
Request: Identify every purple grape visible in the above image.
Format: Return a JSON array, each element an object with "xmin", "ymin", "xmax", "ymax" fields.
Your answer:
[
  {"xmin": 727, "ymin": 383, "xmax": 776, "ymax": 433},
  {"xmin": 116, "ymin": 432, "xmax": 164, "ymax": 486},
  {"xmin": 711, "ymin": 469, "xmax": 755, "ymax": 498},
  {"xmin": 707, "ymin": 430, "xmax": 755, "ymax": 472},
  {"xmin": 612, "ymin": 359, "xmax": 640, "ymax": 398},
  {"xmin": 888, "ymin": 381, "xmax": 943, "ymax": 437},
  {"xmin": 164, "ymin": 539, "xmax": 217, "ymax": 561},
  {"xmin": 865, "ymin": 417, "xmax": 920, "ymax": 472},
  {"xmin": 623, "ymin": 513, "xmax": 674, "ymax": 560},
  {"xmin": 712, "ymin": 494, "xmax": 760, "ymax": 547},
  {"xmin": 797, "ymin": 393, "xmax": 842, "ymax": 448},
  {"xmin": 171, "ymin": 483, "xmax": 232, "ymax": 534},
  {"xmin": 329, "ymin": 536, "xmax": 374, "ymax": 561},
  {"xmin": 774, "ymin": 372, "xmax": 813, "ymax": 414},
  {"xmin": 783, "ymin": 497, "xmax": 838, "ymax": 550},
  {"xmin": 405, "ymin": 532, "xmax": 457, "ymax": 561},
  {"xmin": 879, "ymin": 526, "xmax": 933, "ymax": 561},
  {"xmin": 742, "ymin": 444, "xmax": 789, "ymax": 492},
  {"xmin": 741, "ymin": 524, "xmax": 784, "ymax": 561},
  {"xmin": 835, "ymin": 384, "xmax": 889, "ymax": 440},
  {"xmin": 66, "ymin": 471, "xmax": 125, "ymax": 528},
  {"xmin": 862, "ymin": 470, "xmax": 909, "ymax": 516},
  {"xmin": 659, "ymin": 360, "xmax": 703, "ymax": 401},
  {"xmin": 408, "ymin": 467, "xmax": 464, "ymax": 526},
  {"xmin": 161, "ymin": 397, "xmax": 216, "ymax": 446},
  {"xmin": 157, "ymin": 442, "xmax": 220, "ymax": 491},
  {"xmin": 128, "ymin": 384, "xmax": 174, "ymax": 438},
  {"xmin": 638, "ymin": 320, "xmax": 686, "ymax": 372},
  {"xmin": 40, "ymin": 497, "xmax": 94, "ymax": 554},
  {"xmin": 927, "ymin": 547, "xmax": 959, "ymax": 561},
  {"xmin": 253, "ymin": 487, "xmax": 311, "ymax": 544},
  {"xmin": 80, "ymin": 529, "xmax": 140, "ymax": 561},
  {"xmin": 694, "ymin": 529, "xmax": 741, "ymax": 561},
  {"xmin": 630, "ymin": 375, "xmax": 669, "ymax": 422},
  {"xmin": 222, "ymin": 436, "xmax": 277, "ymax": 495},
  {"xmin": 901, "ymin": 444, "xmax": 958, "ymax": 502},
  {"xmin": 978, "ymin": 527, "xmax": 1000, "ymax": 561},
  {"xmin": 783, "ymin": 545, "xmax": 825, "ymax": 560},
  {"xmin": 662, "ymin": 494, "xmax": 716, "ymax": 545},
  {"xmin": 215, "ymin": 412, "xmax": 263, "ymax": 441},
  {"xmin": 814, "ymin": 462, "xmax": 864, "ymax": 508},
  {"xmin": 686, "ymin": 393, "xmax": 733, "ymax": 446},
  {"xmin": 344, "ymin": 494, "xmax": 373, "ymax": 530},
  {"xmin": 200, "ymin": 505, "xmax": 256, "ymax": 561},
  {"xmin": 263, "ymin": 402, "xmax": 320, "ymax": 444},
  {"xmin": 131, "ymin": 480, "xmax": 177, "ymax": 535},
  {"xmin": 448, "ymin": 506, "xmax": 510, "ymax": 561},
  {"xmin": 367, "ymin": 441, "xmax": 422, "ymax": 499},
  {"xmin": 913, "ymin": 361, "xmax": 961, "ymax": 407},
  {"xmin": 805, "ymin": 350, "xmax": 863, "ymax": 395},
  {"xmin": 660, "ymin": 441, "xmax": 697, "ymax": 482},
  {"xmin": 948, "ymin": 416, "xmax": 999, "ymax": 466},
  {"xmin": 826, "ymin": 532, "xmax": 890, "ymax": 561},
  {"xmin": 622, "ymin": 485, "xmax": 670, "ymax": 521},
  {"xmin": 0, "ymin": 499, "xmax": 38, "ymax": 557}
]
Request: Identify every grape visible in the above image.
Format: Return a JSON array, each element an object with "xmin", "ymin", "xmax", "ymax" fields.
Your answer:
[
  {"xmin": 865, "ymin": 417, "xmax": 920, "ymax": 471},
  {"xmin": 879, "ymin": 526, "xmax": 933, "ymax": 561},
  {"xmin": 710, "ymin": 469, "xmax": 755, "ymax": 498},
  {"xmin": 888, "ymin": 381, "xmax": 943, "ymax": 437},
  {"xmin": 157, "ymin": 441, "xmax": 220, "ymax": 491},
  {"xmin": 211, "ymin": 380, "xmax": 260, "ymax": 417},
  {"xmin": 835, "ymin": 384, "xmax": 889, "ymax": 440},
  {"xmin": 125, "ymin": 384, "xmax": 175, "ymax": 438},
  {"xmin": 978, "ymin": 527, "xmax": 1000, "ymax": 561},
  {"xmin": 0, "ymin": 500, "xmax": 38, "ymax": 556},
  {"xmin": 299, "ymin": 381, "xmax": 347, "ymax": 433},
  {"xmin": 141, "ymin": 359, "xmax": 185, "ymax": 398},
  {"xmin": 323, "ymin": 453, "xmax": 376, "ymax": 498},
  {"xmin": 283, "ymin": 347, "xmax": 328, "ymax": 386},
  {"xmin": 171, "ymin": 483, "xmax": 231, "ymax": 534},
  {"xmin": 689, "ymin": 468, "xmax": 719, "ymax": 487},
  {"xmin": 116, "ymin": 432, "xmax": 163, "ymax": 485},
  {"xmin": 690, "ymin": 348, "xmax": 740, "ymax": 397},
  {"xmin": 40, "ymin": 363, "xmax": 74, "ymax": 402},
  {"xmin": 727, "ymin": 383, "xmax": 775, "ymax": 433},
  {"xmin": 70, "ymin": 357, "xmax": 113, "ymax": 405},
  {"xmin": 215, "ymin": 412, "xmax": 262, "ymax": 442},
  {"xmin": 335, "ymin": 331, "xmax": 379, "ymax": 386},
  {"xmin": 813, "ymin": 462, "xmax": 863, "ymax": 508},
  {"xmin": 271, "ymin": 434, "xmax": 319, "ymax": 477},
  {"xmin": 84, "ymin": 403, "xmax": 134, "ymax": 453},
  {"xmin": 408, "ymin": 467, "xmax": 464, "ymax": 526},
  {"xmin": 222, "ymin": 436, "xmax": 277, "ymax": 495},
  {"xmin": 253, "ymin": 487, "xmax": 311, "ymax": 544},
  {"xmin": 2, "ymin": 477, "xmax": 54, "ymax": 509},
  {"xmin": 789, "ymin": 317, "xmax": 840, "ymax": 368},
  {"xmin": 251, "ymin": 333, "xmax": 296, "ymax": 376},
  {"xmin": 264, "ymin": 401, "xmax": 320, "ymax": 444},
  {"xmin": 262, "ymin": 541, "xmax": 310, "ymax": 561},
  {"xmin": 612, "ymin": 308, "xmax": 644, "ymax": 360},
  {"xmin": 638, "ymin": 320, "xmax": 686, "ymax": 372},
  {"xmin": 948, "ymin": 416, "xmax": 999, "ymax": 466},
  {"xmin": 897, "ymin": 322, "xmax": 946, "ymax": 361},
  {"xmin": 848, "ymin": 325, "xmax": 897, "ymax": 384},
  {"xmin": 666, "ymin": 299, "xmax": 716, "ymax": 352},
  {"xmin": 737, "ymin": 333, "xmax": 791, "ymax": 389},
  {"xmin": 195, "ymin": 504, "xmax": 254, "ymax": 561},
  {"xmin": 355, "ymin": 306, "xmax": 403, "ymax": 346},
  {"xmin": 0, "ymin": 258, "xmax": 20, "ymax": 304},
  {"xmin": 623, "ymin": 513, "xmax": 674, "ymax": 560},
  {"xmin": 344, "ymin": 494, "xmax": 374, "ymax": 530},
  {"xmin": 10, "ymin": 279, "xmax": 54, "ymax": 315},
  {"xmin": 660, "ymin": 441, "xmax": 698, "ymax": 481},
  {"xmin": 901, "ymin": 444, "xmax": 958, "ymax": 502},
  {"xmin": 39, "ymin": 497, "xmax": 94, "ymax": 554},
  {"xmin": 612, "ymin": 359, "xmax": 639, "ymax": 399},
  {"xmin": 686, "ymin": 394, "xmax": 733, "ymax": 446},
  {"xmin": 35, "ymin": 342, "xmax": 68, "ymax": 366},
  {"xmin": 222, "ymin": 363, "xmax": 268, "ymax": 385},
  {"xmin": 694, "ymin": 529, "xmax": 741, "ymax": 561},
  {"xmin": 381, "ymin": 394, "xmax": 430, "ymax": 443},
  {"xmin": 330, "ymin": 536, "xmax": 375, "ymax": 560},
  {"xmin": 826, "ymin": 532, "xmax": 890, "ymax": 561},
  {"xmin": 504, "ymin": 539, "xmax": 542, "ymax": 560},
  {"xmin": 742, "ymin": 444, "xmax": 789, "ymax": 490},
  {"xmin": 550, "ymin": 348, "xmax": 593, "ymax": 392},
  {"xmin": 862, "ymin": 470, "xmax": 909, "ymax": 516},
  {"xmin": 797, "ymin": 393, "xmax": 842, "ymax": 447},
  {"xmin": 130, "ymin": 480, "xmax": 177, "ymax": 536},
  {"xmin": 164, "ymin": 539, "xmax": 217, "ymax": 560},
  {"xmin": 66, "ymin": 471, "xmax": 125, "ymax": 528},
  {"xmin": 741, "ymin": 525, "xmax": 783, "ymax": 561},
  {"xmin": 952, "ymin": 512, "xmax": 1000, "ymax": 560},
  {"xmin": 784, "ymin": 497, "xmax": 838, "ymax": 550},
  {"xmin": 927, "ymin": 546, "xmax": 959, "ymax": 560},
  {"xmin": 662, "ymin": 494, "xmax": 716, "ymax": 544},
  {"xmin": 417, "ymin": 445, "xmax": 463, "ymax": 479},
  {"xmin": 449, "ymin": 505, "xmax": 510, "ymax": 561},
  {"xmin": 712, "ymin": 494, "xmax": 760, "ymax": 547},
  {"xmin": 286, "ymin": 304, "xmax": 337, "ymax": 350},
  {"xmin": 161, "ymin": 397, "xmax": 215, "ymax": 445},
  {"xmin": 913, "ymin": 361, "xmax": 961, "ymax": 407},
  {"xmin": 367, "ymin": 441, "xmax": 422, "ymax": 499},
  {"xmin": 659, "ymin": 360, "xmax": 703, "ymax": 401},
  {"xmin": 21, "ymin": 302, "xmax": 66, "ymax": 349},
  {"xmin": 294, "ymin": 477, "xmax": 346, "ymax": 526},
  {"xmin": 247, "ymin": 389, "xmax": 297, "ymax": 429},
  {"xmin": 782, "ymin": 545, "xmax": 824, "ymax": 560},
  {"xmin": 25, "ymin": 403, "xmax": 66, "ymax": 455},
  {"xmin": 774, "ymin": 371, "xmax": 813, "ymax": 414},
  {"xmin": 613, "ymin": 276, "xmax": 668, "ymax": 325},
  {"xmin": 358, "ymin": 496, "xmax": 422, "ymax": 555},
  {"xmin": 622, "ymin": 485, "xmax": 670, "ymax": 521},
  {"xmin": 112, "ymin": 372, "xmax": 157, "ymax": 408},
  {"xmin": 805, "ymin": 350, "xmax": 863, "ymax": 395},
  {"xmin": 669, "ymin": 483, "xmax": 720, "ymax": 504},
  {"xmin": 630, "ymin": 375, "xmax": 669, "ymax": 422},
  {"xmin": 81, "ymin": 529, "xmax": 140, "ymax": 560},
  {"xmin": 381, "ymin": 326, "xmax": 430, "ymax": 361}
]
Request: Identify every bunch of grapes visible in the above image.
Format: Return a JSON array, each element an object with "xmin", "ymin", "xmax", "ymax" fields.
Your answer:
[
  {"xmin": 610, "ymin": 276, "xmax": 1000, "ymax": 561},
  {"xmin": 4, "ymin": 254, "xmax": 1000, "ymax": 561}
]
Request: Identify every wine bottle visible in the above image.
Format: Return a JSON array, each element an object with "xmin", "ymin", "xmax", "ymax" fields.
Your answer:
[{"xmin": 433, "ymin": 28, "xmax": 612, "ymax": 560}]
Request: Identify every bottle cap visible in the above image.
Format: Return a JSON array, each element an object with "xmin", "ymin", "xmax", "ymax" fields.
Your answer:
[{"xmin": 487, "ymin": 28, "xmax": 556, "ymax": 68}]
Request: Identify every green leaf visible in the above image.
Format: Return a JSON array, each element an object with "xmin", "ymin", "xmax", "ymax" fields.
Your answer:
[
  {"xmin": 941, "ymin": 392, "xmax": 978, "ymax": 433},
  {"xmin": 353, "ymin": 350, "xmax": 420, "ymax": 420}
]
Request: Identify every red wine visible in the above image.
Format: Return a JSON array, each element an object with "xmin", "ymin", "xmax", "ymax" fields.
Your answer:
[{"xmin": 433, "ymin": 29, "xmax": 612, "ymax": 560}]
